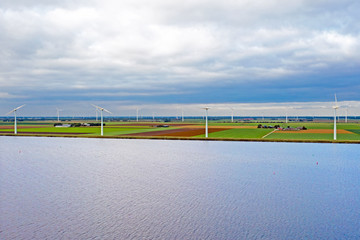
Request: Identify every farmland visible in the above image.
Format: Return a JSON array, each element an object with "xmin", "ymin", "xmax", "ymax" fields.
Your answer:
[{"xmin": 1, "ymin": 120, "xmax": 360, "ymax": 143}]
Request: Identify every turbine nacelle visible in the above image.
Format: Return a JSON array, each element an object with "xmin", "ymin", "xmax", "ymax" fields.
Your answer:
[{"xmin": 91, "ymin": 104, "xmax": 112, "ymax": 114}]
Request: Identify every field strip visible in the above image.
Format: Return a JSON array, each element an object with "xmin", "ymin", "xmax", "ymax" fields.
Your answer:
[
  {"xmin": 278, "ymin": 129, "xmax": 353, "ymax": 134},
  {"xmin": 262, "ymin": 129, "xmax": 277, "ymax": 138},
  {"xmin": 181, "ymin": 125, "xmax": 257, "ymax": 129}
]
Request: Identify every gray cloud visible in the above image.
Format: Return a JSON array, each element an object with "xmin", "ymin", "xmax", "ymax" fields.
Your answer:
[{"xmin": 1, "ymin": 0, "xmax": 360, "ymax": 115}]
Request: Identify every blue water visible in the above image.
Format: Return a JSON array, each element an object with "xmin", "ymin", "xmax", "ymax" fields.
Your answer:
[{"xmin": 1, "ymin": 136, "xmax": 359, "ymax": 239}]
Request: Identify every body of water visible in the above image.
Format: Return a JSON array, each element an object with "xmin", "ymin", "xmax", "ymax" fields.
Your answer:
[{"xmin": 1, "ymin": 136, "xmax": 360, "ymax": 239}]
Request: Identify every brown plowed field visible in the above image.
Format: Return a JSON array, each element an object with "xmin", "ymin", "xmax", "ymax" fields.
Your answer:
[
  {"xmin": 111, "ymin": 123, "xmax": 198, "ymax": 127},
  {"xmin": 181, "ymin": 125, "xmax": 257, "ymax": 129},
  {"xmin": 124, "ymin": 128, "xmax": 228, "ymax": 137},
  {"xmin": 278, "ymin": 129, "xmax": 353, "ymax": 134}
]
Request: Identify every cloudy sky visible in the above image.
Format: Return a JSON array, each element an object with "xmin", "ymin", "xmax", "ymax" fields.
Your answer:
[{"xmin": 1, "ymin": 0, "xmax": 360, "ymax": 116}]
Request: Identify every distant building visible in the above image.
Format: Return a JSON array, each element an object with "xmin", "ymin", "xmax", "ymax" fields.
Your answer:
[{"xmin": 55, "ymin": 124, "xmax": 71, "ymax": 128}]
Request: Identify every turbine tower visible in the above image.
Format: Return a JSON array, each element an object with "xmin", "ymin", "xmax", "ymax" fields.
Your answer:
[
  {"xmin": 6, "ymin": 105, "xmax": 25, "ymax": 134},
  {"xmin": 230, "ymin": 107, "xmax": 234, "ymax": 122},
  {"xmin": 91, "ymin": 105, "xmax": 100, "ymax": 121},
  {"xmin": 91, "ymin": 104, "xmax": 112, "ymax": 136},
  {"xmin": 56, "ymin": 108, "xmax": 63, "ymax": 122},
  {"xmin": 345, "ymin": 107, "xmax": 348, "ymax": 123},
  {"xmin": 203, "ymin": 107, "xmax": 210, "ymax": 138},
  {"xmin": 333, "ymin": 94, "xmax": 339, "ymax": 140},
  {"xmin": 136, "ymin": 108, "xmax": 139, "ymax": 122},
  {"xmin": 181, "ymin": 108, "xmax": 184, "ymax": 122}
]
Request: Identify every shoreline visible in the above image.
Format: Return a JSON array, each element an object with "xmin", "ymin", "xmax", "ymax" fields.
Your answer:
[{"xmin": 1, "ymin": 133, "xmax": 360, "ymax": 144}]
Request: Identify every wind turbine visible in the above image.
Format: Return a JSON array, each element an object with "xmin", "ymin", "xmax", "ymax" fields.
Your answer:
[
  {"xmin": 181, "ymin": 108, "xmax": 184, "ymax": 122},
  {"xmin": 6, "ymin": 105, "xmax": 25, "ymax": 134},
  {"xmin": 230, "ymin": 107, "xmax": 234, "ymax": 122},
  {"xmin": 91, "ymin": 104, "xmax": 112, "ymax": 136},
  {"xmin": 345, "ymin": 107, "xmax": 348, "ymax": 123},
  {"xmin": 203, "ymin": 107, "xmax": 210, "ymax": 138},
  {"xmin": 333, "ymin": 94, "xmax": 339, "ymax": 140},
  {"xmin": 136, "ymin": 108, "xmax": 139, "ymax": 122},
  {"xmin": 91, "ymin": 105, "xmax": 100, "ymax": 121},
  {"xmin": 56, "ymin": 108, "xmax": 63, "ymax": 122}
]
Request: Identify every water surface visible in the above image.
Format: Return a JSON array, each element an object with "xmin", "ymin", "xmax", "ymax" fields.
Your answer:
[{"xmin": 1, "ymin": 137, "xmax": 359, "ymax": 239}]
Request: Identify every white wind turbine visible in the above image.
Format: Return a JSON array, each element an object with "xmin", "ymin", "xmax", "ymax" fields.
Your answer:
[
  {"xmin": 230, "ymin": 107, "xmax": 234, "ymax": 123},
  {"xmin": 56, "ymin": 108, "xmax": 63, "ymax": 122},
  {"xmin": 203, "ymin": 107, "xmax": 210, "ymax": 138},
  {"xmin": 284, "ymin": 106, "xmax": 294, "ymax": 123},
  {"xmin": 91, "ymin": 105, "xmax": 100, "ymax": 121},
  {"xmin": 333, "ymin": 94, "xmax": 339, "ymax": 140},
  {"xmin": 91, "ymin": 104, "xmax": 112, "ymax": 136},
  {"xmin": 136, "ymin": 108, "xmax": 139, "ymax": 122},
  {"xmin": 6, "ymin": 105, "xmax": 25, "ymax": 134},
  {"xmin": 345, "ymin": 107, "xmax": 348, "ymax": 123}
]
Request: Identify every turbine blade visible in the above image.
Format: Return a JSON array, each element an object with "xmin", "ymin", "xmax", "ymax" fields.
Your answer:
[
  {"xmin": 91, "ymin": 104, "xmax": 102, "ymax": 110},
  {"xmin": 103, "ymin": 108, "xmax": 112, "ymax": 114},
  {"xmin": 5, "ymin": 109, "xmax": 15, "ymax": 115},
  {"xmin": 14, "ymin": 104, "xmax": 25, "ymax": 111},
  {"xmin": 92, "ymin": 104, "xmax": 111, "ymax": 114},
  {"xmin": 6, "ymin": 104, "xmax": 25, "ymax": 115},
  {"xmin": 334, "ymin": 94, "xmax": 338, "ymax": 105}
]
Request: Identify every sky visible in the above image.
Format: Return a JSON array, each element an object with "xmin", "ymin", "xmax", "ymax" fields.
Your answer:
[{"xmin": 1, "ymin": 0, "xmax": 360, "ymax": 116}]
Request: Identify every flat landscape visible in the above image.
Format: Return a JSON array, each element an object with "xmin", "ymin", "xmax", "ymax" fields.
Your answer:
[{"xmin": 1, "ymin": 120, "xmax": 360, "ymax": 143}]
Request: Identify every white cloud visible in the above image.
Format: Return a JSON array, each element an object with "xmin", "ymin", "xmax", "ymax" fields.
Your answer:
[
  {"xmin": 0, "ymin": 0, "xmax": 359, "ymax": 109},
  {"xmin": 0, "ymin": 92, "xmax": 23, "ymax": 99}
]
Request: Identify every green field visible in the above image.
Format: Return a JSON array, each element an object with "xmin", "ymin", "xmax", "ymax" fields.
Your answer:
[
  {"xmin": 0, "ymin": 125, "xmax": 178, "ymax": 136},
  {"xmin": 348, "ymin": 129, "xmax": 360, "ymax": 135},
  {"xmin": 265, "ymin": 132, "xmax": 360, "ymax": 141},
  {"xmin": 1, "ymin": 120, "xmax": 360, "ymax": 143}
]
